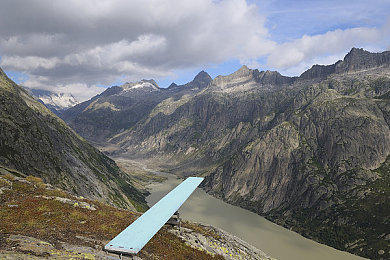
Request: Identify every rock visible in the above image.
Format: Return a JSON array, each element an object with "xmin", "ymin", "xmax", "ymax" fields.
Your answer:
[
  {"xmin": 34, "ymin": 195, "xmax": 97, "ymax": 210},
  {"xmin": 170, "ymin": 224, "xmax": 275, "ymax": 260},
  {"xmin": 1, "ymin": 234, "xmax": 122, "ymax": 260}
]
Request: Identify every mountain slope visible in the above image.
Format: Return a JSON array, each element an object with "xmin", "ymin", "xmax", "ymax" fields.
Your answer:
[
  {"xmin": 0, "ymin": 67, "xmax": 147, "ymax": 211},
  {"xmin": 104, "ymin": 49, "xmax": 390, "ymax": 259}
]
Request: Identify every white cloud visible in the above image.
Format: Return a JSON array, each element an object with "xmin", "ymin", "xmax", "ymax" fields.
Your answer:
[
  {"xmin": 0, "ymin": 0, "xmax": 389, "ymax": 100},
  {"xmin": 63, "ymin": 35, "xmax": 167, "ymax": 68},
  {"xmin": 267, "ymin": 27, "xmax": 382, "ymax": 69},
  {"xmin": 0, "ymin": 0, "xmax": 275, "ymax": 100},
  {"xmin": 277, "ymin": 52, "xmax": 348, "ymax": 77},
  {"xmin": 0, "ymin": 34, "xmax": 66, "ymax": 56},
  {"xmin": 23, "ymin": 75, "xmax": 104, "ymax": 102},
  {"xmin": 1, "ymin": 56, "xmax": 60, "ymax": 70},
  {"xmin": 56, "ymin": 83, "xmax": 104, "ymax": 102}
]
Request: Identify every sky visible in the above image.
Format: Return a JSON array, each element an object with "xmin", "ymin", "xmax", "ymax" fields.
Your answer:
[{"xmin": 0, "ymin": 0, "xmax": 389, "ymax": 101}]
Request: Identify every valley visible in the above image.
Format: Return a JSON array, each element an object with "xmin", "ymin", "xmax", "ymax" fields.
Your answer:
[
  {"xmin": 1, "ymin": 2, "xmax": 389, "ymax": 259},
  {"xmin": 61, "ymin": 48, "xmax": 390, "ymax": 259},
  {"xmin": 1, "ymin": 48, "xmax": 389, "ymax": 260}
]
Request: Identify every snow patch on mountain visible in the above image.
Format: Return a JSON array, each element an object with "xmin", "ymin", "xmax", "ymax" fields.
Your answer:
[
  {"xmin": 38, "ymin": 92, "xmax": 78, "ymax": 109},
  {"xmin": 24, "ymin": 87, "xmax": 79, "ymax": 112},
  {"xmin": 121, "ymin": 80, "xmax": 160, "ymax": 92}
]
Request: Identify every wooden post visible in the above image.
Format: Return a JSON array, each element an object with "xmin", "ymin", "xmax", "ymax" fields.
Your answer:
[{"xmin": 177, "ymin": 211, "xmax": 181, "ymax": 231}]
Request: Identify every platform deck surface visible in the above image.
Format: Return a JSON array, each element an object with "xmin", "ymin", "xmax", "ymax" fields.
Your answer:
[{"xmin": 104, "ymin": 177, "xmax": 203, "ymax": 255}]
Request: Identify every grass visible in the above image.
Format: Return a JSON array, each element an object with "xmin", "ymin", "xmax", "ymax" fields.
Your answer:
[{"xmin": 0, "ymin": 173, "xmax": 224, "ymax": 259}]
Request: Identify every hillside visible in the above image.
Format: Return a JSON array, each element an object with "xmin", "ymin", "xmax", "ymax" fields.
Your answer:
[
  {"xmin": 0, "ymin": 171, "xmax": 273, "ymax": 260},
  {"xmin": 62, "ymin": 48, "xmax": 390, "ymax": 259},
  {"xmin": 0, "ymin": 68, "xmax": 147, "ymax": 211}
]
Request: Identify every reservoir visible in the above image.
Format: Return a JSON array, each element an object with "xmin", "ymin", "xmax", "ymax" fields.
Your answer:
[{"xmin": 146, "ymin": 172, "xmax": 366, "ymax": 260}]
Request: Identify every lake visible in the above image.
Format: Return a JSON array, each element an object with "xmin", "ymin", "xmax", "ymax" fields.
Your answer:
[{"xmin": 146, "ymin": 172, "xmax": 366, "ymax": 260}]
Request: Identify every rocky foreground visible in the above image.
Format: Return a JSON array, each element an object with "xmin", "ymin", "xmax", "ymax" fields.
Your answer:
[{"xmin": 0, "ymin": 168, "xmax": 274, "ymax": 260}]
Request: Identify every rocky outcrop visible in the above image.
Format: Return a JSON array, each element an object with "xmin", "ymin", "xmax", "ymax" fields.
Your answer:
[
  {"xmin": 170, "ymin": 224, "xmax": 274, "ymax": 260},
  {"xmin": 0, "ymin": 67, "xmax": 147, "ymax": 210}
]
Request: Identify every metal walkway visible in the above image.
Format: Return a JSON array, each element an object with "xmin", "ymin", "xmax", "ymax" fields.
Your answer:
[{"xmin": 104, "ymin": 177, "xmax": 203, "ymax": 255}]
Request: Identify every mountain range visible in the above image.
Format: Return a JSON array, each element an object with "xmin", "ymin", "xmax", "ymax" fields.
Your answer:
[
  {"xmin": 61, "ymin": 72, "xmax": 212, "ymax": 142},
  {"xmin": 60, "ymin": 48, "xmax": 390, "ymax": 259}
]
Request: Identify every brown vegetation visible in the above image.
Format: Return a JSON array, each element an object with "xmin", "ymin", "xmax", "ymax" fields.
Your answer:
[{"xmin": 0, "ymin": 173, "xmax": 224, "ymax": 259}]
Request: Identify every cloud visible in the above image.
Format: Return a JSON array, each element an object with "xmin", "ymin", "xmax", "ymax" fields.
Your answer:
[
  {"xmin": 2, "ymin": 56, "xmax": 59, "ymax": 70},
  {"xmin": 0, "ymin": 0, "xmax": 274, "ymax": 99},
  {"xmin": 22, "ymin": 74, "xmax": 104, "ymax": 102},
  {"xmin": 267, "ymin": 26, "xmax": 384, "ymax": 69},
  {"xmin": 63, "ymin": 35, "xmax": 167, "ymax": 69},
  {"xmin": 0, "ymin": 0, "xmax": 389, "ymax": 100},
  {"xmin": 262, "ymin": 0, "xmax": 390, "ymax": 74}
]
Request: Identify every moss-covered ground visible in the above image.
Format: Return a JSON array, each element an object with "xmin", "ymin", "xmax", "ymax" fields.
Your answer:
[{"xmin": 0, "ymin": 172, "xmax": 224, "ymax": 260}]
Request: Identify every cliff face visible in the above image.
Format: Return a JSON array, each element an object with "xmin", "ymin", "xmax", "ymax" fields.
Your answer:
[
  {"xmin": 202, "ymin": 72, "xmax": 390, "ymax": 259},
  {"xmin": 0, "ymin": 68, "xmax": 147, "ymax": 211}
]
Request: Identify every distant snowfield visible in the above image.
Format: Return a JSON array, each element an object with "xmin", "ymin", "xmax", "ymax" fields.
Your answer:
[
  {"xmin": 24, "ymin": 87, "xmax": 79, "ymax": 110},
  {"xmin": 38, "ymin": 92, "xmax": 78, "ymax": 109}
]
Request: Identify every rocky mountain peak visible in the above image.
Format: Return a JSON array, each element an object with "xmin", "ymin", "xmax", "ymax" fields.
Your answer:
[
  {"xmin": 256, "ymin": 70, "xmax": 294, "ymax": 85},
  {"xmin": 300, "ymin": 48, "xmax": 390, "ymax": 80},
  {"xmin": 346, "ymin": 47, "xmax": 369, "ymax": 56},
  {"xmin": 232, "ymin": 65, "xmax": 251, "ymax": 77},
  {"xmin": 191, "ymin": 70, "xmax": 212, "ymax": 88},
  {"xmin": 193, "ymin": 70, "xmax": 212, "ymax": 83},
  {"xmin": 212, "ymin": 65, "xmax": 255, "ymax": 89},
  {"xmin": 121, "ymin": 79, "xmax": 160, "ymax": 91},
  {"xmin": 336, "ymin": 47, "xmax": 390, "ymax": 73},
  {"xmin": 168, "ymin": 82, "xmax": 179, "ymax": 89},
  {"xmin": 167, "ymin": 71, "xmax": 212, "ymax": 91},
  {"xmin": 142, "ymin": 79, "xmax": 159, "ymax": 87}
]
